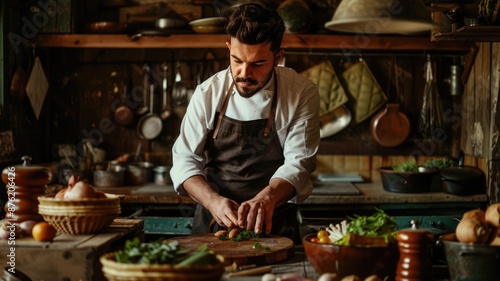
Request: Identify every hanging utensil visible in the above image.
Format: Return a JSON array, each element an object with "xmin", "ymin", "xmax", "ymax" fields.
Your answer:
[
  {"xmin": 418, "ymin": 55, "xmax": 445, "ymax": 139},
  {"xmin": 137, "ymin": 83, "xmax": 162, "ymax": 140},
  {"xmin": 136, "ymin": 63, "xmax": 150, "ymax": 115},
  {"xmin": 172, "ymin": 61, "xmax": 187, "ymax": 106},
  {"xmin": 370, "ymin": 57, "xmax": 410, "ymax": 147},
  {"xmin": 160, "ymin": 63, "xmax": 171, "ymax": 120},
  {"xmin": 9, "ymin": 47, "xmax": 28, "ymax": 104},
  {"xmin": 114, "ymin": 79, "xmax": 134, "ymax": 126}
]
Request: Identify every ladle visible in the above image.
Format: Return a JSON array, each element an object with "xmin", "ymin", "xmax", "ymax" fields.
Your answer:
[
  {"xmin": 137, "ymin": 63, "xmax": 150, "ymax": 115},
  {"xmin": 172, "ymin": 61, "xmax": 187, "ymax": 106},
  {"xmin": 160, "ymin": 63, "xmax": 171, "ymax": 119}
]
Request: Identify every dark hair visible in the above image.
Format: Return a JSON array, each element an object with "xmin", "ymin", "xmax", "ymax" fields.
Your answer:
[{"xmin": 224, "ymin": 2, "xmax": 285, "ymax": 54}]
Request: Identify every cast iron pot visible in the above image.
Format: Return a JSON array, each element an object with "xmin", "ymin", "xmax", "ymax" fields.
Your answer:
[
  {"xmin": 440, "ymin": 151, "xmax": 485, "ymax": 195},
  {"xmin": 378, "ymin": 167, "xmax": 437, "ymax": 193},
  {"xmin": 439, "ymin": 233, "xmax": 500, "ymax": 281}
]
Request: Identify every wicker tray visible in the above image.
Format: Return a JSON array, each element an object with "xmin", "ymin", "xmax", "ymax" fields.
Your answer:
[
  {"xmin": 100, "ymin": 253, "xmax": 224, "ymax": 281},
  {"xmin": 38, "ymin": 194, "xmax": 121, "ymax": 234}
]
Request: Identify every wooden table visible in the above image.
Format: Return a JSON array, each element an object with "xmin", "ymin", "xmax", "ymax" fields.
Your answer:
[{"xmin": 0, "ymin": 218, "xmax": 144, "ymax": 281}]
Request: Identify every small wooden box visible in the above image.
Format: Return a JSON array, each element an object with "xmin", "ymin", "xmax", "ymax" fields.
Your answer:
[{"xmin": 0, "ymin": 219, "xmax": 144, "ymax": 281}]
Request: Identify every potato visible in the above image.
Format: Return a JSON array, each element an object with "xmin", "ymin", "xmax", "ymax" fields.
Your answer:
[
  {"xmin": 228, "ymin": 228, "xmax": 241, "ymax": 239},
  {"xmin": 214, "ymin": 230, "xmax": 228, "ymax": 238}
]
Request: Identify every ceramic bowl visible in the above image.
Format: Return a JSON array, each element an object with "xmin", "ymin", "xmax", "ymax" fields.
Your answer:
[{"xmin": 302, "ymin": 233, "xmax": 399, "ymax": 280}]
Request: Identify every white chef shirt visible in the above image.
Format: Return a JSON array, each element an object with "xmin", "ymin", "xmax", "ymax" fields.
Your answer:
[{"xmin": 170, "ymin": 66, "xmax": 320, "ymax": 203}]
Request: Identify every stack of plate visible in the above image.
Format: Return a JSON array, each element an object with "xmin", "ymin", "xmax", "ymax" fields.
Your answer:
[
  {"xmin": 38, "ymin": 194, "xmax": 121, "ymax": 234},
  {"xmin": 189, "ymin": 17, "xmax": 225, "ymax": 34}
]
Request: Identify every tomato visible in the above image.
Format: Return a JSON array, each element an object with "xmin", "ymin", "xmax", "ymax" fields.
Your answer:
[
  {"xmin": 310, "ymin": 237, "xmax": 319, "ymax": 243},
  {"xmin": 317, "ymin": 229, "xmax": 328, "ymax": 239},
  {"xmin": 319, "ymin": 236, "xmax": 331, "ymax": 243}
]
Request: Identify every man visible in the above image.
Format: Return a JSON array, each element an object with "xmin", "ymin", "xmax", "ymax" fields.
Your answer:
[{"xmin": 170, "ymin": 2, "xmax": 319, "ymax": 243}]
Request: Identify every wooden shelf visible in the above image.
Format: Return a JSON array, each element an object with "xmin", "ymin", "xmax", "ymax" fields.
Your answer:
[
  {"xmin": 32, "ymin": 33, "xmax": 474, "ymax": 51},
  {"xmin": 432, "ymin": 25, "xmax": 500, "ymax": 41}
]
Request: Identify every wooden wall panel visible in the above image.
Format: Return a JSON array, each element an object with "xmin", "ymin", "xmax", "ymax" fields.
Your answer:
[
  {"xmin": 491, "ymin": 42, "xmax": 500, "ymax": 159},
  {"xmin": 462, "ymin": 42, "xmax": 492, "ymax": 158},
  {"xmin": 478, "ymin": 43, "xmax": 492, "ymax": 158}
]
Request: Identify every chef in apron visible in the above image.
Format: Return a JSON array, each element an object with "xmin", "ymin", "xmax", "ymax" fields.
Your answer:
[{"xmin": 170, "ymin": 3, "xmax": 320, "ymax": 244}]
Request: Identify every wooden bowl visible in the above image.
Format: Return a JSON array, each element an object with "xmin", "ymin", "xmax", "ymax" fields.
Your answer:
[
  {"xmin": 100, "ymin": 252, "xmax": 224, "ymax": 281},
  {"xmin": 302, "ymin": 234, "xmax": 399, "ymax": 280}
]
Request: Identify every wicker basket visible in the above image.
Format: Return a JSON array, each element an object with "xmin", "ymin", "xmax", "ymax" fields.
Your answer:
[
  {"xmin": 99, "ymin": 253, "xmax": 225, "ymax": 281},
  {"xmin": 38, "ymin": 194, "xmax": 121, "ymax": 235}
]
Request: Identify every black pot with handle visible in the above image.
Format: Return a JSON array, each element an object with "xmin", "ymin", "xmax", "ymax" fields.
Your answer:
[
  {"xmin": 438, "ymin": 233, "xmax": 500, "ymax": 281},
  {"xmin": 440, "ymin": 150, "xmax": 485, "ymax": 195}
]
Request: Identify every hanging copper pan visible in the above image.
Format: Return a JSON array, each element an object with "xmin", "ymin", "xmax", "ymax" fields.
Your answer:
[{"xmin": 370, "ymin": 58, "xmax": 410, "ymax": 147}]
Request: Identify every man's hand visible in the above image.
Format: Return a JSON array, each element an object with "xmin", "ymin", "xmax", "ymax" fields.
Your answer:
[
  {"xmin": 237, "ymin": 201, "xmax": 274, "ymax": 235},
  {"xmin": 237, "ymin": 178, "xmax": 297, "ymax": 235},
  {"xmin": 206, "ymin": 197, "xmax": 240, "ymax": 229},
  {"xmin": 182, "ymin": 175, "xmax": 240, "ymax": 229}
]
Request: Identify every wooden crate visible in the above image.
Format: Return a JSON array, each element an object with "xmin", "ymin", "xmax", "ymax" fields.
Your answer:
[{"xmin": 0, "ymin": 218, "xmax": 144, "ymax": 281}]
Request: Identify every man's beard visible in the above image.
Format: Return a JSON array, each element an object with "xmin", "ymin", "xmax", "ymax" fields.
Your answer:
[{"xmin": 233, "ymin": 71, "xmax": 273, "ymax": 98}]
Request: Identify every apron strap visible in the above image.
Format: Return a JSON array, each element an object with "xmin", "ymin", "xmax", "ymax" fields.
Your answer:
[
  {"xmin": 214, "ymin": 73, "xmax": 278, "ymax": 139},
  {"xmin": 213, "ymin": 82, "xmax": 235, "ymax": 139}
]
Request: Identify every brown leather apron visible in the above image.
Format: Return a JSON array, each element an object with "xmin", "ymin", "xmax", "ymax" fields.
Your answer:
[{"xmin": 193, "ymin": 75, "xmax": 300, "ymax": 243}]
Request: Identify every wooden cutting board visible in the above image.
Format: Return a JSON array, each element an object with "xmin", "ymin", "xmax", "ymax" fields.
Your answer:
[{"xmin": 166, "ymin": 234, "xmax": 295, "ymax": 266}]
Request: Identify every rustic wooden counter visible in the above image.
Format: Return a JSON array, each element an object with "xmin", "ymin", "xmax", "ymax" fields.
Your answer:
[
  {"xmin": 92, "ymin": 182, "xmax": 489, "ymax": 236},
  {"xmin": 95, "ymin": 182, "xmax": 488, "ymax": 205},
  {"xmin": 0, "ymin": 219, "xmax": 144, "ymax": 281}
]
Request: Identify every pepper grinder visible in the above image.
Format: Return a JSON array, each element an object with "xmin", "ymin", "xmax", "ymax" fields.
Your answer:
[
  {"xmin": 2, "ymin": 155, "xmax": 52, "ymax": 222},
  {"xmin": 396, "ymin": 220, "xmax": 434, "ymax": 281}
]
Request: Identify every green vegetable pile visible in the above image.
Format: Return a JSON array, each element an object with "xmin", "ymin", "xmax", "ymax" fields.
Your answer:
[
  {"xmin": 114, "ymin": 237, "xmax": 220, "ymax": 266},
  {"xmin": 422, "ymin": 158, "xmax": 456, "ymax": 170},
  {"xmin": 337, "ymin": 208, "xmax": 398, "ymax": 246},
  {"xmin": 392, "ymin": 157, "xmax": 418, "ymax": 172},
  {"xmin": 392, "ymin": 156, "xmax": 456, "ymax": 172},
  {"xmin": 219, "ymin": 229, "xmax": 261, "ymax": 242}
]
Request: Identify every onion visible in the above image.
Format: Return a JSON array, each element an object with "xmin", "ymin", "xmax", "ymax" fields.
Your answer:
[
  {"xmin": 462, "ymin": 209, "xmax": 486, "ymax": 221},
  {"xmin": 485, "ymin": 203, "xmax": 500, "ymax": 228},
  {"xmin": 489, "ymin": 228, "xmax": 500, "ymax": 245},
  {"xmin": 341, "ymin": 275, "xmax": 362, "ymax": 281},
  {"xmin": 55, "ymin": 188, "xmax": 67, "ymax": 199},
  {"xmin": 261, "ymin": 273, "xmax": 276, "ymax": 281},
  {"xmin": 456, "ymin": 217, "xmax": 491, "ymax": 244},
  {"xmin": 0, "ymin": 220, "xmax": 10, "ymax": 240},
  {"xmin": 364, "ymin": 275, "xmax": 383, "ymax": 281},
  {"xmin": 318, "ymin": 273, "xmax": 337, "ymax": 281},
  {"xmin": 0, "ymin": 219, "xmax": 21, "ymax": 240},
  {"xmin": 278, "ymin": 274, "xmax": 307, "ymax": 281},
  {"xmin": 19, "ymin": 220, "xmax": 38, "ymax": 237},
  {"xmin": 64, "ymin": 181, "xmax": 96, "ymax": 199},
  {"xmin": 95, "ymin": 191, "xmax": 107, "ymax": 199}
]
